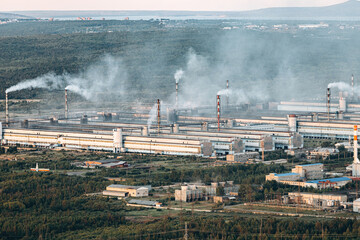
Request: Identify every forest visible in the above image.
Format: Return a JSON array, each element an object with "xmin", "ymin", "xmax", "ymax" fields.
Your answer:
[
  {"xmin": 0, "ymin": 149, "xmax": 357, "ymax": 239},
  {"xmin": 1, "ymin": 20, "xmax": 360, "ymax": 102}
]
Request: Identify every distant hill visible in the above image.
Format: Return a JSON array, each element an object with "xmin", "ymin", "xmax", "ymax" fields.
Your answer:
[
  {"xmin": 8, "ymin": 0, "xmax": 360, "ymax": 20},
  {"xmin": 235, "ymin": 0, "xmax": 360, "ymax": 19},
  {"xmin": 0, "ymin": 12, "xmax": 32, "ymax": 19}
]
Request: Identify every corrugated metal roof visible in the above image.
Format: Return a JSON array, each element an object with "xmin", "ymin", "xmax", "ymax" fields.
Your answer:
[
  {"xmin": 275, "ymin": 173, "xmax": 299, "ymax": 177},
  {"xmin": 108, "ymin": 184, "xmax": 152, "ymax": 190},
  {"xmin": 297, "ymin": 163, "xmax": 323, "ymax": 167},
  {"xmin": 306, "ymin": 177, "xmax": 352, "ymax": 184},
  {"xmin": 128, "ymin": 199, "xmax": 159, "ymax": 206}
]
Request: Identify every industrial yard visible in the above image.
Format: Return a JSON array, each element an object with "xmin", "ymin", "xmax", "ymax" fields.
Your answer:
[{"xmin": 3, "ymin": 6, "xmax": 360, "ymax": 238}]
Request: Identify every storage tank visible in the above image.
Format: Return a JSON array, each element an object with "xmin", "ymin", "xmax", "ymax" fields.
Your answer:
[
  {"xmin": 173, "ymin": 123, "xmax": 179, "ymax": 134},
  {"xmin": 113, "ymin": 128, "xmax": 123, "ymax": 153},
  {"xmin": 142, "ymin": 126, "xmax": 149, "ymax": 136},
  {"xmin": 339, "ymin": 97, "xmax": 347, "ymax": 112}
]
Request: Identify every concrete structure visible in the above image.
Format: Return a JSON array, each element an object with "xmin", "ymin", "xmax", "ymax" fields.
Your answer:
[
  {"xmin": 127, "ymin": 199, "xmax": 162, "ymax": 208},
  {"xmin": 175, "ymin": 185, "xmax": 204, "ymax": 202},
  {"xmin": 309, "ymin": 148, "xmax": 339, "ymax": 159},
  {"xmin": 266, "ymin": 173, "xmax": 300, "ymax": 182},
  {"xmin": 305, "ymin": 177, "xmax": 352, "ymax": 189},
  {"xmin": 103, "ymin": 184, "xmax": 151, "ymax": 197},
  {"xmin": 226, "ymin": 152, "xmax": 259, "ymax": 162},
  {"xmin": 353, "ymin": 198, "xmax": 360, "ymax": 212},
  {"xmin": 291, "ymin": 163, "xmax": 324, "ymax": 180},
  {"xmin": 85, "ymin": 159, "xmax": 128, "ymax": 168},
  {"xmin": 288, "ymin": 192, "xmax": 347, "ymax": 207}
]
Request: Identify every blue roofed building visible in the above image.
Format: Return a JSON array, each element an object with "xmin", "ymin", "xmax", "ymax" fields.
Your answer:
[{"xmin": 305, "ymin": 177, "xmax": 352, "ymax": 189}]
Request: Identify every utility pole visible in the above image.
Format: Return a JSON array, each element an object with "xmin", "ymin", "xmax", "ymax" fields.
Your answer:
[
  {"xmin": 184, "ymin": 222, "xmax": 188, "ymax": 240},
  {"xmin": 261, "ymin": 139, "xmax": 265, "ymax": 161}
]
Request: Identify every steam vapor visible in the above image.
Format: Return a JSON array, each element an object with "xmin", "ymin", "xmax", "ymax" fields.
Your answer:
[
  {"xmin": 174, "ymin": 69, "xmax": 184, "ymax": 83},
  {"xmin": 5, "ymin": 55, "xmax": 128, "ymax": 101},
  {"xmin": 147, "ymin": 104, "xmax": 157, "ymax": 130}
]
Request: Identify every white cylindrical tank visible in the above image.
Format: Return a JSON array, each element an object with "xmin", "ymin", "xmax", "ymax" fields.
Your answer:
[
  {"xmin": 142, "ymin": 126, "xmax": 149, "ymax": 136},
  {"xmin": 339, "ymin": 97, "xmax": 347, "ymax": 112},
  {"xmin": 174, "ymin": 124, "xmax": 179, "ymax": 134}
]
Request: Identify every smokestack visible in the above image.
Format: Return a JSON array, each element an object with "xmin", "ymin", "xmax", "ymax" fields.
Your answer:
[
  {"xmin": 175, "ymin": 82, "xmax": 178, "ymax": 109},
  {"xmin": 327, "ymin": 87, "xmax": 330, "ymax": 121},
  {"xmin": 5, "ymin": 92, "xmax": 9, "ymax": 124},
  {"xmin": 226, "ymin": 80, "xmax": 229, "ymax": 108},
  {"xmin": 217, "ymin": 95, "xmax": 220, "ymax": 132},
  {"xmin": 65, "ymin": 89, "xmax": 68, "ymax": 119},
  {"xmin": 352, "ymin": 74, "xmax": 354, "ymax": 99},
  {"xmin": 157, "ymin": 99, "xmax": 160, "ymax": 134},
  {"xmin": 355, "ymin": 125, "xmax": 359, "ymax": 164}
]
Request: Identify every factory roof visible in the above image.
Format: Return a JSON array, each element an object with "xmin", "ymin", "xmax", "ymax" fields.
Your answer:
[
  {"xmin": 128, "ymin": 199, "xmax": 160, "ymax": 206},
  {"xmin": 296, "ymin": 163, "xmax": 323, "ymax": 167},
  {"xmin": 274, "ymin": 173, "xmax": 299, "ymax": 177},
  {"xmin": 306, "ymin": 177, "xmax": 352, "ymax": 184},
  {"xmin": 108, "ymin": 184, "xmax": 152, "ymax": 190},
  {"xmin": 101, "ymin": 161, "xmax": 128, "ymax": 168}
]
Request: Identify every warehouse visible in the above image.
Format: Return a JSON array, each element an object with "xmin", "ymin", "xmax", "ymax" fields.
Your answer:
[
  {"xmin": 175, "ymin": 185, "xmax": 204, "ymax": 202},
  {"xmin": 287, "ymin": 192, "xmax": 347, "ymax": 207},
  {"xmin": 103, "ymin": 184, "xmax": 151, "ymax": 197},
  {"xmin": 266, "ymin": 173, "xmax": 301, "ymax": 181},
  {"xmin": 291, "ymin": 163, "xmax": 324, "ymax": 180}
]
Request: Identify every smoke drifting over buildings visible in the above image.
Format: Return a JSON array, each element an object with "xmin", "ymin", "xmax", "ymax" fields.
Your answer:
[
  {"xmin": 6, "ymin": 55, "xmax": 128, "ymax": 101},
  {"xmin": 6, "ymin": 28, "xmax": 359, "ymax": 108}
]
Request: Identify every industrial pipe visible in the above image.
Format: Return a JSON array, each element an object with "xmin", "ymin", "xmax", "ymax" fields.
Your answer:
[
  {"xmin": 157, "ymin": 99, "xmax": 160, "ymax": 134},
  {"xmin": 65, "ymin": 89, "xmax": 68, "ymax": 119},
  {"xmin": 5, "ymin": 92, "xmax": 9, "ymax": 124}
]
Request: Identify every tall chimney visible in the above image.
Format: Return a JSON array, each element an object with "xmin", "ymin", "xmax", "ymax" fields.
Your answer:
[
  {"xmin": 354, "ymin": 125, "xmax": 359, "ymax": 163},
  {"xmin": 217, "ymin": 95, "xmax": 220, "ymax": 132},
  {"xmin": 327, "ymin": 87, "xmax": 330, "ymax": 121},
  {"xmin": 352, "ymin": 74, "xmax": 355, "ymax": 100},
  {"xmin": 157, "ymin": 99, "xmax": 160, "ymax": 134},
  {"xmin": 65, "ymin": 89, "xmax": 68, "ymax": 119},
  {"xmin": 226, "ymin": 80, "xmax": 229, "ymax": 108},
  {"xmin": 5, "ymin": 92, "xmax": 9, "ymax": 124},
  {"xmin": 175, "ymin": 82, "xmax": 179, "ymax": 109}
]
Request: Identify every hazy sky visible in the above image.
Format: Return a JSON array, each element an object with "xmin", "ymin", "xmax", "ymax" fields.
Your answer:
[{"xmin": 1, "ymin": 0, "xmax": 348, "ymax": 11}]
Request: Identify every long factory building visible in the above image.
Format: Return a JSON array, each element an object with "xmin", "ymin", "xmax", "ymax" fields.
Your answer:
[
  {"xmin": 1, "ymin": 103, "xmax": 360, "ymax": 156},
  {"xmin": 0, "ymin": 117, "xmax": 302, "ymax": 156}
]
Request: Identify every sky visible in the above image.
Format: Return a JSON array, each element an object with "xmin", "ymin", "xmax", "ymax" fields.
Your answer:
[{"xmin": 1, "ymin": 0, "xmax": 348, "ymax": 12}]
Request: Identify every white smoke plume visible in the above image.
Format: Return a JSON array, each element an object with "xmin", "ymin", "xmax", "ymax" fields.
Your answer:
[
  {"xmin": 6, "ymin": 73, "xmax": 65, "ymax": 93},
  {"xmin": 217, "ymin": 88, "xmax": 232, "ymax": 96},
  {"xmin": 147, "ymin": 104, "xmax": 157, "ymax": 130},
  {"xmin": 174, "ymin": 69, "xmax": 184, "ymax": 83},
  {"xmin": 6, "ymin": 55, "xmax": 128, "ymax": 101},
  {"xmin": 328, "ymin": 82, "xmax": 352, "ymax": 92}
]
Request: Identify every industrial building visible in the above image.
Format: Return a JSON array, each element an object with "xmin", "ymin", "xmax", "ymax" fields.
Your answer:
[
  {"xmin": 175, "ymin": 185, "xmax": 204, "ymax": 202},
  {"xmin": 353, "ymin": 198, "xmax": 360, "ymax": 212},
  {"xmin": 278, "ymin": 177, "xmax": 352, "ymax": 189},
  {"xmin": 5, "ymin": 79, "xmax": 360, "ymax": 161},
  {"xmin": 84, "ymin": 159, "xmax": 128, "ymax": 168},
  {"xmin": 291, "ymin": 163, "xmax": 324, "ymax": 180},
  {"xmin": 287, "ymin": 192, "xmax": 347, "ymax": 207},
  {"xmin": 103, "ymin": 184, "xmax": 151, "ymax": 198},
  {"xmin": 266, "ymin": 173, "xmax": 301, "ymax": 182}
]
